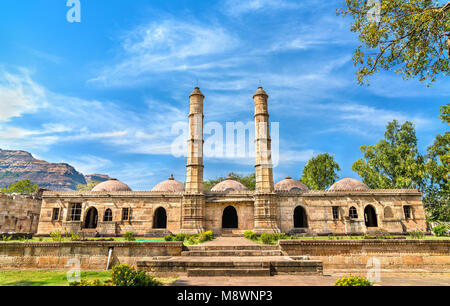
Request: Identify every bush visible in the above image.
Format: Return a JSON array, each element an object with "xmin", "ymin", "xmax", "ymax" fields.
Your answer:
[
  {"xmin": 123, "ymin": 232, "xmax": 136, "ymax": 241},
  {"xmin": 175, "ymin": 233, "xmax": 186, "ymax": 242},
  {"xmin": 260, "ymin": 233, "xmax": 273, "ymax": 244},
  {"xmin": 333, "ymin": 275, "xmax": 373, "ymax": 286},
  {"xmin": 244, "ymin": 230, "xmax": 257, "ymax": 240},
  {"xmin": 70, "ymin": 233, "xmax": 80, "ymax": 241},
  {"xmin": 409, "ymin": 229, "xmax": 426, "ymax": 239},
  {"xmin": 111, "ymin": 264, "xmax": 160, "ymax": 287},
  {"xmin": 1, "ymin": 235, "xmax": 12, "ymax": 242},
  {"xmin": 164, "ymin": 235, "xmax": 174, "ymax": 241},
  {"xmin": 432, "ymin": 224, "xmax": 449, "ymax": 237},
  {"xmin": 69, "ymin": 279, "xmax": 105, "ymax": 286},
  {"xmin": 202, "ymin": 230, "xmax": 214, "ymax": 241},
  {"xmin": 50, "ymin": 231, "xmax": 63, "ymax": 242}
]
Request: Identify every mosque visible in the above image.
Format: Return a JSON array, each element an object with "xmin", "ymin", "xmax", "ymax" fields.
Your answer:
[{"xmin": 36, "ymin": 87, "xmax": 427, "ymax": 237}]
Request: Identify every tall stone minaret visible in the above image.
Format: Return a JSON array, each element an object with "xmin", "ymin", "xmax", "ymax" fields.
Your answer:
[
  {"xmin": 253, "ymin": 86, "xmax": 280, "ymax": 234},
  {"xmin": 181, "ymin": 87, "xmax": 206, "ymax": 234}
]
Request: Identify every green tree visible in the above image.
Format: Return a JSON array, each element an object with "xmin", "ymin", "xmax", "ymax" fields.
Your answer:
[
  {"xmin": 1, "ymin": 179, "xmax": 39, "ymax": 194},
  {"xmin": 424, "ymin": 103, "xmax": 449, "ymax": 221},
  {"xmin": 204, "ymin": 173, "xmax": 256, "ymax": 191},
  {"xmin": 300, "ymin": 153, "xmax": 341, "ymax": 190},
  {"xmin": 76, "ymin": 180, "xmax": 101, "ymax": 191},
  {"xmin": 338, "ymin": 0, "xmax": 450, "ymax": 85},
  {"xmin": 352, "ymin": 120, "xmax": 426, "ymax": 189}
]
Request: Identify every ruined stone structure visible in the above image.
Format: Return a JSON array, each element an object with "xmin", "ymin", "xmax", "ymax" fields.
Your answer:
[
  {"xmin": 36, "ymin": 87, "xmax": 427, "ymax": 237},
  {"xmin": 0, "ymin": 193, "xmax": 42, "ymax": 234}
]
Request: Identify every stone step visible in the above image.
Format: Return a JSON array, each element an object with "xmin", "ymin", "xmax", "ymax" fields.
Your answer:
[
  {"xmin": 187, "ymin": 268, "xmax": 270, "ymax": 277},
  {"xmin": 181, "ymin": 250, "xmax": 284, "ymax": 257},
  {"xmin": 137, "ymin": 257, "xmax": 323, "ymax": 276},
  {"xmin": 184, "ymin": 245, "xmax": 280, "ymax": 251}
]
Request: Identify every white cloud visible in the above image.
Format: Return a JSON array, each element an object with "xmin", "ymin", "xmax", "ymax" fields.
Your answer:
[
  {"xmin": 90, "ymin": 19, "xmax": 239, "ymax": 87},
  {"xmin": 223, "ymin": 0, "xmax": 303, "ymax": 16},
  {"xmin": 0, "ymin": 68, "xmax": 47, "ymax": 122}
]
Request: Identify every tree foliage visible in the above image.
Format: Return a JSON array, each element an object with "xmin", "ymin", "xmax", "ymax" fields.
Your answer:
[
  {"xmin": 76, "ymin": 180, "xmax": 101, "ymax": 191},
  {"xmin": 352, "ymin": 120, "xmax": 426, "ymax": 189},
  {"xmin": 1, "ymin": 179, "xmax": 39, "ymax": 194},
  {"xmin": 204, "ymin": 173, "xmax": 256, "ymax": 191},
  {"xmin": 424, "ymin": 103, "xmax": 449, "ymax": 221},
  {"xmin": 338, "ymin": 0, "xmax": 450, "ymax": 85},
  {"xmin": 300, "ymin": 153, "xmax": 341, "ymax": 190}
]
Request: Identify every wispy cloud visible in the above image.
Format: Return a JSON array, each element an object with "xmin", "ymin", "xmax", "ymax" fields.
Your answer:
[
  {"xmin": 90, "ymin": 19, "xmax": 239, "ymax": 87},
  {"xmin": 222, "ymin": 0, "xmax": 303, "ymax": 16}
]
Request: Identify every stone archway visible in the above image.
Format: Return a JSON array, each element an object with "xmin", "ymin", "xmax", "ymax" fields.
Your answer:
[
  {"xmin": 222, "ymin": 206, "xmax": 238, "ymax": 229},
  {"xmin": 153, "ymin": 207, "xmax": 167, "ymax": 229},
  {"xmin": 364, "ymin": 205, "xmax": 378, "ymax": 227},
  {"xmin": 294, "ymin": 206, "xmax": 308, "ymax": 228},
  {"xmin": 84, "ymin": 207, "xmax": 98, "ymax": 229}
]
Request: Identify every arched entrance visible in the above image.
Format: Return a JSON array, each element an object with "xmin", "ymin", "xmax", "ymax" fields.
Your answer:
[
  {"xmin": 222, "ymin": 206, "xmax": 238, "ymax": 229},
  {"xmin": 153, "ymin": 207, "xmax": 167, "ymax": 229},
  {"xmin": 294, "ymin": 206, "xmax": 308, "ymax": 228},
  {"xmin": 364, "ymin": 205, "xmax": 378, "ymax": 227},
  {"xmin": 84, "ymin": 207, "xmax": 98, "ymax": 229}
]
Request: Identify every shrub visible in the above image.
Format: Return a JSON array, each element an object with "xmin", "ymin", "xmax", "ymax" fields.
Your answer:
[
  {"xmin": 244, "ymin": 230, "xmax": 257, "ymax": 240},
  {"xmin": 202, "ymin": 230, "xmax": 214, "ymax": 241},
  {"xmin": 164, "ymin": 235, "xmax": 174, "ymax": 241},
  {"xmin": 409, "ymin": 229, "xmax": 426, "ymax": 239},
  {"xmin": 70, "ymin": 233, "xmax": 80, "ymax": 241},
  {"xmin": 50, "ymin": 231, "xmax": 63, "ymax": 242},
  {"xmin": 69, "ymin": 279, "xmax": 105, "ymax": 286},
  {"xmin": 432, "ymin": 224, "xmax": 449, "ymax": 237},
  {"xmin": 1, "ymin": 235, "xmax": 12, "ymax": 242},
  {"xmin": 175, "ymin": 233, "xmax": 186, "ymax": 242},
  {"xmin": 260, "ymin": 233, "xmax": 273, "ymax": 244},
  {"xmin": 111, "ymin": 264, "xmax": 160, "ymax": 287},
  {"xmin": 123, "ymin": 232, "xmax": 136, "ymax": 241},
  {"xmin": 333, "ymin": 275, "xmax": 373, "ymax": 286}
]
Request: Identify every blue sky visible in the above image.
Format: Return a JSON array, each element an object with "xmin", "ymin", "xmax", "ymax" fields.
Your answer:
[{"xmin": 0, "ymin": 0, "xmax": 448, "ymax": 190}]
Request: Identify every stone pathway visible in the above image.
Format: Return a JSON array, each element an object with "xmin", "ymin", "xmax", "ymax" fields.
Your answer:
[
  {"xmin": 201, "ymin": 237, "xmax": 259, "ymax": 246},
  {"xmin": 172, "ymin": 272, "xmax": 450, "ymax": 286}
]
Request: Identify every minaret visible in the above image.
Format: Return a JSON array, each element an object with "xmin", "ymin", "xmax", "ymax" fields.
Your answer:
[
  {"xmin": 181, "ymin": 87, "xmax": 206, "ymax": 234},
  {"xmin": 253, "ymin": 86, "xmax": 280, "ymax": 234}
]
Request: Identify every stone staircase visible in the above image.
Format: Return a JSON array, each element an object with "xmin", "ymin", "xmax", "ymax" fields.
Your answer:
[{"xmin": 137, "ymin": 240, "xmax": 323, "ymax": 277}]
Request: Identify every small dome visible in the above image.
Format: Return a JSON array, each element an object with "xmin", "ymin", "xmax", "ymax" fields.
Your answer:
[
  {"xmin": 275, "ymin": 176, "xmax": 309, "ymax": 192},
  {"xmin": 253, "ymin": 86, "xmax": 268, "ymax": 98},
  {"xmin": 329, "ymin": 178, "xmax": 370, "ymax": 191},
  {"xmin": 151, "ymin": 174, "xmax": 185, "ymax": 192},
  {"xmin": 190, "ymin": 87, "xmax": 204, "ymax": 97},
  {"xmin": 211, "ymin": 174, "xmax": 248, "ymax": 192},
  {"xmin": 91, "ymin": 179, "xmax": 132, "ymax": 192}
]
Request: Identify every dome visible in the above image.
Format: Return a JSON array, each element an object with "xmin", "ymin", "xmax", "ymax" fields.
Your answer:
[
  {"xmin": 329, "ymin": 178, "xmax": 370, "ymax": 191},
  {"xmin": 253, "ymin": 86, "xmax": 268, "ymax": 98},
  {"xmin": 275, "ymin": 176, "xmax": 309, "ymax": 192},
  {"xmin": 151, "ymin": 174, "xmax": 185, "ymax": 192},
  {"xmin": 91, "ymin": 179, "xmax": 132, "ymax": 192},
  {"xmin": 210, "ymin": 174, "xmax": 248, "ymax": 192}
]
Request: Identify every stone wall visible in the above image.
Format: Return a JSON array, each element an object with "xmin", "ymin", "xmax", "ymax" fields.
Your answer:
[
  {"xmin": 278, "ymin": 190, "xmax": 426, "ymax": 235},
  {"xmin": 0, "ymin": 194, "xmax": 42, "ymax": 234},
  {"xmin": 279, "ymin": 240, "xmax": 450, "ymax": 272},
  {"xmin": 0, "ymin": 241, "xmax": 183, "ymax": 270},
  {"xmin": 37, "ymin": 192, "xmax": 183, "ymax": 236}
]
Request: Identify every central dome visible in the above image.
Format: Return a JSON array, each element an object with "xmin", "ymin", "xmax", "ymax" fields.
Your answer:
[
  {"xmin": 275, "ymin": 176, "xmax": 309, "ymax": 192},
  {"xmin": 329, "ymin": 178, "xmax": 370, "ymax": 191},
  {"xmin": 210, "ymin": 174, "xmax": 248, "ymax": 192},
  {"xmin": 151, "ymin": 174, "xmax": 185, "ymax": 192},
  {"xmin": 91, "ymin": 179, "xmax": 132, "ymax": 192}
]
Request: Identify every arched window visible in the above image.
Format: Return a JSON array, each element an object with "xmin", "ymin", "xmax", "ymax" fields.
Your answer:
[
  {"xmin": 349, "ymin": 206, "xmax": 358, "ymax": 219},
  {"xmin": 84, "ymin": 207, "xmax": 98, "ymax": 229},
  {"xmin": 294, "ymin": 206, "xmax": 308, "ymax": 228},
  {"xmin": 364, "ymin": 205, "xmax": 378, "ymax": 227},
  {"xmin": 153, "ymin": 207, "xmax": 167, "ymax": 229},
  {"xmin": 103, "ymin": 209, "xmax": 113, "ymax": 222}
]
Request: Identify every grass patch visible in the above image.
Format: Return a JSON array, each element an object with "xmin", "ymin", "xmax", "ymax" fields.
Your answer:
[
  {"xmin": 0, "ymin": 270, "xmax": 110, "ymax": 286},
  {"xmin": 0, "ymin": 270, "xmax": 178, "ymax": 286}
]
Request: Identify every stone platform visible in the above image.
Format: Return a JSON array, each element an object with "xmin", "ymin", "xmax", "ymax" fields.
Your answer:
[{"xmin": 136, "ymin": 237, "xmax": 323, "ymax": 277}]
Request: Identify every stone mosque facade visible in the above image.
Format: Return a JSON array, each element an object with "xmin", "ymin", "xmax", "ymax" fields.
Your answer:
[{"xmin": 37, "ymin": 87, "xmax": 427, "ymax": 237}]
